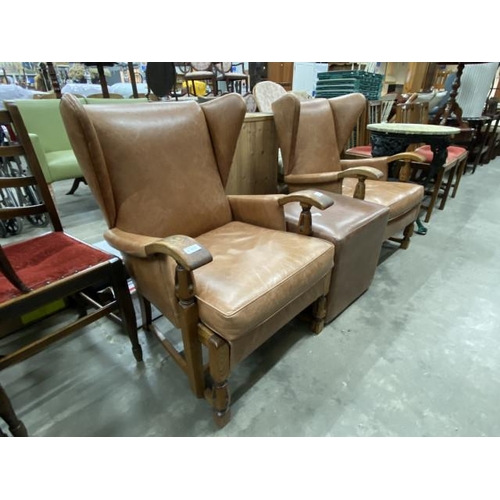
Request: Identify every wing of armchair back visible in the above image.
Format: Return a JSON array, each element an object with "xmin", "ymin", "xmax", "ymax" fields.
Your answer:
[
  {"xmin": 9, "ymin": 99, "xmax": 84, "ymax": 194},
  {"xmin": 272, "ymin": 93, "xmax": 425, "ymax": 249},
  {"xmin": 60, "ymin": 93, "xmax": 335, "ymax": 428}
]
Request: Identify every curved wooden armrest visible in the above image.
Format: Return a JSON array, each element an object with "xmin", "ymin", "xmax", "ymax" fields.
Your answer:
[
  {"xmin": 145, "ymin": 235, "xmax": 213, "ymax": 271},
  {"xmin": 279, "ymin": 190, "xmax": 334, "ymax": 236},
  {"xmin": 278, "ymin": 189, "xmax": 334, "ymax": 210},
  {"xmin": 104, "ymin": 228, "xmax": 212, "ymax": 270},
  {"xmin": 387, "ymin": 152, "xmax": 426, "ymax": 163},
  {"xmin": 339, "ymin": 166, "xmax": 384, "ymax": 180}
]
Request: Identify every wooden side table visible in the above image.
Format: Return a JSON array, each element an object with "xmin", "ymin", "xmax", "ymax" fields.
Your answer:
[{"xmin": 226, "ymin": 112, "xmax": 278, "ymax": 195}]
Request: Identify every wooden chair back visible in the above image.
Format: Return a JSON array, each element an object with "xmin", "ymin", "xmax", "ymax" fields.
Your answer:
[{"xmin": 395, "ymin": 101, "xmax": 429, "ymax": 151}]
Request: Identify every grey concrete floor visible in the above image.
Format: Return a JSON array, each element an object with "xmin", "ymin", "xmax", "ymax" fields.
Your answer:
[{"xmin": 2, "ymin": 158, "xmax": 500, "ymax": 437}]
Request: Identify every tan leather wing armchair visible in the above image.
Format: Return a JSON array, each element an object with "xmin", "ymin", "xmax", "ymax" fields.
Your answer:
[
  {"xmin": 272, "ymin": 93, "xmax": 425, "ymax": 249},
  {"xmin": 60, "ymin": 93, "xmax": 335, "ymax": 428}
]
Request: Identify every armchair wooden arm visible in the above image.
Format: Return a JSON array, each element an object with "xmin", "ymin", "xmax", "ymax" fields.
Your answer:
[
  {"xmin": 104, "ymin": 228, "xmax": 213, "ymax": 270},
  {"xmin": 145, "ymin": 235, "xmax": 213, "ymax": 271},
  {"xmin": 287, "ymin": 167, "xmax": 383, "ymax": 201},
  {"xmin": 278, "ymin": 189, "xmax": 334, "ymax": 210},
  {"xmin": 278, "ymin": 189, "xmax": 334, "ymax": 236}
]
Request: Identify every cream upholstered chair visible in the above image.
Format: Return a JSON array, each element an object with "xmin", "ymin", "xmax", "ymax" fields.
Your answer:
[
  {"xmin": 253, "ymin": 81, "xmax": 287, "ymax": 112},
  {"xmin": 272, "ymin": 92, "xmax": 425, "ymax": 249},
  {"xmin": 60, "ymin": 93, "xmax": 335, "ymax": 428}
]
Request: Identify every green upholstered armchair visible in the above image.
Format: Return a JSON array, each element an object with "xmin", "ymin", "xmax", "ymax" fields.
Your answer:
[
  {"xmin": 11, "ymin": 99, "xmax": 85, "ymax": 194},
  {"xmin": 9, "ymin": 97, "xmax": 151, "ymax": 195}
]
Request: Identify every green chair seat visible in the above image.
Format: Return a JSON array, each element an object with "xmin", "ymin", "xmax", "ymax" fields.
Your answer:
[{"xmin": 45, "ymin": 151, "xmax": 82, "ymax": 182}]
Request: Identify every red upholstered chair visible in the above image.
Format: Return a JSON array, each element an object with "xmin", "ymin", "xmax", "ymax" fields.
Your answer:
[{"xmin": 0, "ymin": 104, "xmax": 142, "ymax": 377}]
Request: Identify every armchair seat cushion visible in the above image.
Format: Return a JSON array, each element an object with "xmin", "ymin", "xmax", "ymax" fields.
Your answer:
[
  {"xmin": 45, "ymin": 150, "xmax": 82, "ymax": 181},
  {"xmin": 194, "ymin": 221, "xmax": 334, "ymax": 342},
  {"xmin": 342, "ymin": 178, "xmax": 424, "ymax": 221}
]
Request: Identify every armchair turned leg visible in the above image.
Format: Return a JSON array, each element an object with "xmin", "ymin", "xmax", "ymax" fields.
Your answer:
[
  {"xmin": 311, "ymin": 295, "xmax": 327, "ymax": 334},
  {"xmin": 401, "ymin": 222, "xmax": 414, "ymax": 250},
  {"xmin": 199, "ymin": 327, "xmax": 231, "ymax": 429}
]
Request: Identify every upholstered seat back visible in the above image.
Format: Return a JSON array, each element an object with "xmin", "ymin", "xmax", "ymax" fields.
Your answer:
[
  {"xmin": 16, "ymin": 99, "xmax": 74, "ymax": 153},
  {"xmin": 60, "ymin": 94, "xmax": 246, "ymax": 238},
  {"xmin": 272, "ymin": 93, "xmax": 367, "ymax": 177}
]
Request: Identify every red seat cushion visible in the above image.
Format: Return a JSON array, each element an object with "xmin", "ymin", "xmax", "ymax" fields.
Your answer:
[
  {"xmin": 0, "ymin": 232, "xmax": 113, "ymax": 303},
  {"xmin": 414, "ymin": 144, "xmax": 467, "ymax": 163},
  {"xmin": 345, "ymin": 145, "xmax": 373, "ymax": 157}
]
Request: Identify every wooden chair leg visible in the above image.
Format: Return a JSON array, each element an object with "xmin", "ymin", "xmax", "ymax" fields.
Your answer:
[
  {"xmin": 110, "ymin": 261, "xmax": 143, "ymax": 362},
  {"xmin": 424, "ymin": 169, "xmax": 445, "ymax": 223},
  {"xmin": 199, "ymin": 326, "xmax": 231, "ymax": 429},
  {"xmin": 176, "ymin": 266, "xmax": 204, "ymax": 398},
  {"xmin": 451, "ymin": 157, "xmax": 467, "ymax": 199},
  {"xmin": 439, "ymin": 165, "xmax": 457, "ymax": 210},
  {"xmin": 0, "ymin": 384, "xmax": 28, "ymax": 437},
  {"xmin": 311, "ymin": 295, "xmax": 327, "ymax": 334}
]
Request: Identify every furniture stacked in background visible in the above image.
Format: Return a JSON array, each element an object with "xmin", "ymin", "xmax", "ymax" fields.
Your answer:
[
  {"xmin": 178, "ymin": 63, "xmax": 250, "ymax": 97},
  {"xmin": 315, "ymin": 70, "xmax": 384, "ymax": 101}
]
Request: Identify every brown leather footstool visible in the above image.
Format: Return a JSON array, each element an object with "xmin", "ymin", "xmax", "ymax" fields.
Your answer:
[{"xmin": 284, "ymin": 192, "xmax": 390, "ymax": 323}]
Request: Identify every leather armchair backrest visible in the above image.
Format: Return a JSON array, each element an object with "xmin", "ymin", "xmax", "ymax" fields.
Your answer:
[
  {"xmin": 60, "ymin": 93, "xmax": 246, "ymax": 238},
  {"xmin": 272, "ymin": 92, "xmax": 367, "ymax": 176}
]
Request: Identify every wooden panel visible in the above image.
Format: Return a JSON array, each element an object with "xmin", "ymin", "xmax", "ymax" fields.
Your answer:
[
  {"xmin": 226, "ymin": 113, "xmax": 278, "ymax": 195},
  {"xmin": 267, "ymin": 62, "xmax": 294, "ymax": 91},
  {"xmin": 403, "ymin": 62, "xmax": 430, "ymax": 93}
]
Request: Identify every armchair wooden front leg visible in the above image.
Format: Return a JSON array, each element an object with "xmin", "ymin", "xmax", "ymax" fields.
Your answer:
[
  {"xmin": 199, "ymin": 325, "xmax": 231, "ymax": 428},
  {"xmin": 311, "ymin": 295, "xmax": 327, "ymax": 334},
  {"xmin": 144, "ymin": 235, "xmax": 213, "ymax": 399},
  {"xmin": 176, "ymin": 265, "xmax": 205, "ymax": 398}
]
